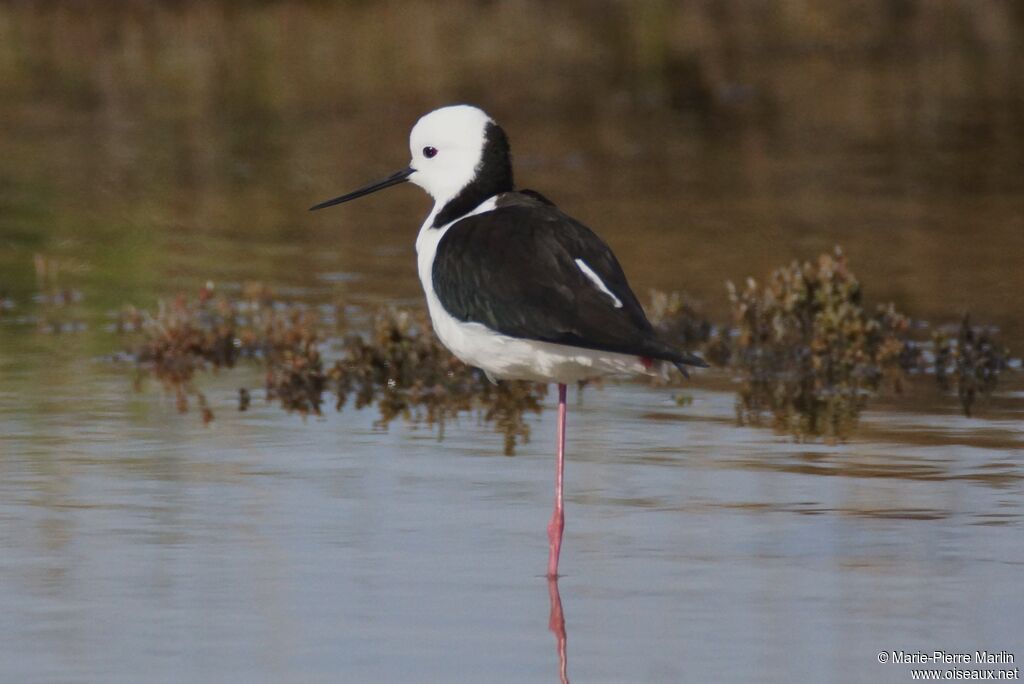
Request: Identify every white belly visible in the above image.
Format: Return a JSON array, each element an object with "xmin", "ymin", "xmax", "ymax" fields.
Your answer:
[
  {"xmin": 415, "ymin": 198, "xmax": 657, "ymax": 384},
  {"xmin": 429, "ymin": 312, "xmax": 656, "ymax": 383}
]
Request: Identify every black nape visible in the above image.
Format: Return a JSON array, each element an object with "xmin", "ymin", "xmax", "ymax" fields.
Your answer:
[{"xmin": 432, "ymin": 122, "xmax": 514, "ymax": 228}]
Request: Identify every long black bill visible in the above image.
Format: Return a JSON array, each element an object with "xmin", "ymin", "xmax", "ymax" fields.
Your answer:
[{"xmin": 309, "ymin": 167, "xmax": 414, "ymax": 211}]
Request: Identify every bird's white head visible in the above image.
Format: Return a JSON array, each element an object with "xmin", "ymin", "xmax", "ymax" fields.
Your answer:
[
  {"xmin": 310, "ymin": 104, "xmax": 514, "ymax": 219},
  {"xmin": 408, "ymin": 105, "xmax": 493, "ymax": 203}
]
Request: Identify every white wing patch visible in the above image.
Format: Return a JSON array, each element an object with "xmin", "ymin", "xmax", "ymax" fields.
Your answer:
[{"xmin": 574, "ymin": 258, "xmax": 623, "ymax": 308}]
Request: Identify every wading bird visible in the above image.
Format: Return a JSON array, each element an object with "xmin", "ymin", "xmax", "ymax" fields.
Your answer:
[{"xmin": 311, "ymin": 105, "xmax": 706, "ymax": 577}]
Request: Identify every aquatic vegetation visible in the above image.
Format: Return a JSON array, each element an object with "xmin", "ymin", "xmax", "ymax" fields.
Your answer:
[
  {"xmin": 130, "ymin": 247, "xmax": 1014, "ymax": 448},
  {"xmin": 646, "ymin": 290, "xmax": 731, "ymax": 368},
  {"xmin": 723, "ymin": 249, "xmax": 918, "ymax": 441},
  {"xmin": 649, "ymin": 249, "xmax": 918, "ymax": 441},
  {"xmin": 262, "ymin": 309, "xmax": 328, "ymax": 416},
  {"xmin": 934, "ymin": 316, "xmax": 1009, "ymax": 417},
  {"xmin": 646, "ymin": 290, "xmax": 712, "ymax": 348},
  {"xmin": 131, "ymin": 287, "xmax": 545, "ymax": 454},
  {"xmin": 15, "ymin": 244, "xmax": 1016, "ymax": 448},
  {"xmin": 648, "ymin": 248, "xmax": 1012, "ymax": 441},
  {"xmin": 327, "ymin": 309, "xmax": 546, "ymax": 454},
  {"xmin": 133, "ymin": 293, "xmax": 242, "ymax": 416}
]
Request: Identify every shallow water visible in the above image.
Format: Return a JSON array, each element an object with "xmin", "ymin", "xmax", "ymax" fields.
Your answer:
[
  {"xmin": 2, "ymin": 3, "xmax": 1023, "ymax": 682},
  {"xmin": 1, "ymin": 368, "xmax": 1021, "ymax": 683}
]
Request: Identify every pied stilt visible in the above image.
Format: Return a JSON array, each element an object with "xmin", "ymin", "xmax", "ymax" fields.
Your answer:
[{"xmin": 312, "ymin": 105, "xmax": 706, "ymax": 578}]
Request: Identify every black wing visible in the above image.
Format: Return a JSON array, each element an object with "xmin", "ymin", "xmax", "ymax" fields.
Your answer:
[{"xmin": 432, "ymin": 192, "xmax": 706, "ymax": 367}]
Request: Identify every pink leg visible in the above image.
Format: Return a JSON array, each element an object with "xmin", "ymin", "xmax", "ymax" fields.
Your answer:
[
  {"xmin": 547, "ymin": 383, "xmax": 567, "ymax": 578},
  {"xmin": 547, "ymin": 576, "xmax": 569, "ymax": 684}
]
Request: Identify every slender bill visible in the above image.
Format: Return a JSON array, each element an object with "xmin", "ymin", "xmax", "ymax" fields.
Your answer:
[{"xmin": 309, "ymin": 167, "xmax": 414, "ymax": 211}]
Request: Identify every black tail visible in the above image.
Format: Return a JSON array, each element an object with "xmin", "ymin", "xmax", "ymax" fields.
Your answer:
[
  {"xmin": 673, "ymin": 351, "xmax": 708, "ymax": 378},
  {"xmin": 641, "ymin": 338, "xmax": 708, "ymax": 378}
]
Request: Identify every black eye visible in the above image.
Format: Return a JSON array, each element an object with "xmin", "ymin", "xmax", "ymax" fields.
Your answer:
[{"xmin": 422, "ymin": 146, "xmax": 438, "ymax": 159}]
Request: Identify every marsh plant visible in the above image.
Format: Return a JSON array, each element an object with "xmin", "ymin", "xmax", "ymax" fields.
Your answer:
[
  {"xmin": 718, "ymin": 249, "xmax": 916, "ymax": 441},
  {"xmin": 933, "ymin": 316, "xmax": 1009, "ymax": 417},
  {"xmin": 119, "ymin": 248, "xmax": 1011, "ymax": 448},
  {"xmin": 646, "ymin": 248, "xmax": 1008, "ymax": 441},
  {"xmin": 329, "ymin": 309, "xmax": 546, "ymax": 455},
  {"xmin": 132, "ymin": 288, "xmax": 545, "ymax": 454}
]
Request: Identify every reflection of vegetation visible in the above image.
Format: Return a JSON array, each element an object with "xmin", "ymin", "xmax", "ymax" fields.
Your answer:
[
  {"xmin": 330, "ymin": 309, "xmax": 546, "ymax": 455},
  {"xmin": 133, "ymin": 287, "xmax": 545, "ymax": 455},
  {"xmin": 2, "ymin": 1, "xmax": 1022, "ymax": 443},
  {"xmin": 10, "ymin": 248, "xmax": 1017, "ymax": 447},
  {"xmin": 131, "ymin": 250, "xmax": 1010, "ymax": 449},
  {"xmin": 726, "ymin": 248, "xmax": 916, "ymax": 441},
  {"xmin": 133, "ymin": 287, "xmax": 242, "ymax": 422},
  {"xmin": 648, "ymin": 248, "xmax": 1011, "ymax": 440}
]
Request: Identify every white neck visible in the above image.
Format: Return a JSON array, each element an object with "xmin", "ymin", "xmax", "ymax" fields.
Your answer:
[{"xmin": 414, "ymin": 194, "xmax": 500, "ymax": 361}]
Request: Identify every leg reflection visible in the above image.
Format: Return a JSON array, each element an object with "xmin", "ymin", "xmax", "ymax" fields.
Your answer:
[{"xmin": 547, "ymin": 576, "xmax": 569, "ymax": 684}]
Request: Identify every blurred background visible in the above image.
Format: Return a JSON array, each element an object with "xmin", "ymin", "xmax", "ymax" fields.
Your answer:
[
  {"xmin": 1, "ymin": 2, "xmax": 1022, "ymax": 683},
  {"xmin": 2, "ymin": 0, "xmax": 1023, "ymax": 337}
]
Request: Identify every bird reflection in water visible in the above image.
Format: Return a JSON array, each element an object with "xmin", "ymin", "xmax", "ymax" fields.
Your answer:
[{"xmin": 548, "ymin": 577, "xmax": 569, "ymax": 684}]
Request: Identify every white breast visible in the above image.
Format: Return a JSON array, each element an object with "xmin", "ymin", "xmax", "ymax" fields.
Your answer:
[{"xmin": 414, "ymin": 198, "xmax": 659, "ymax": 384}]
